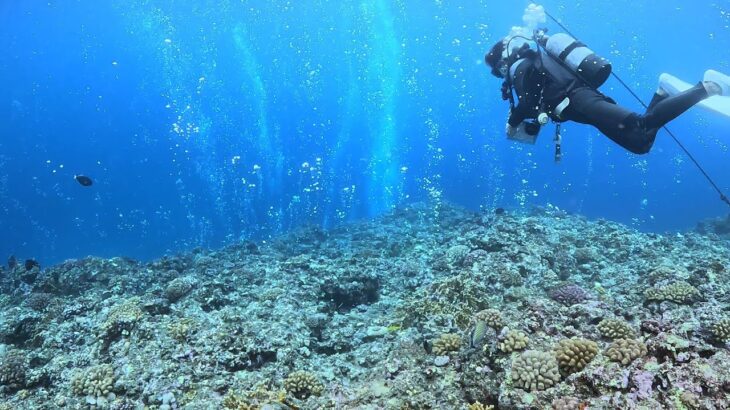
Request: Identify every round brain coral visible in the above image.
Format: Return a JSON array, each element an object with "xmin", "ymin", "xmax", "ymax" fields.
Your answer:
[
  {"xmin": 554, "ymin": 338, "xmax": 598, "ymax": 374},
  {"xmin": 597, "ymin": 318, "xmax": 636, "ymax": 340},
  {"xmin": 511, "ymin": 350, "xmax": 561, "ymax": 391},
  {"xmin": 605, "ymin": 339, "xmax": 647, "ymax": 365}
]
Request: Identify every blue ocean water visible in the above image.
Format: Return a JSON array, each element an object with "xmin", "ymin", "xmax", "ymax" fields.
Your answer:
[{"xmin": 0, "ymin": 1, "xmax": 728, "ymax": 265}]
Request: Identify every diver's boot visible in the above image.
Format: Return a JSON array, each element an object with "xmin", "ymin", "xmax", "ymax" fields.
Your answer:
[{"xmin": 704, "ymin": 70, "xmax": 730, "ymax": 96}]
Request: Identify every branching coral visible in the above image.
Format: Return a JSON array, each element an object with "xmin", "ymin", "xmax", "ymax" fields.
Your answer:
[
  {"xmin": 71, "ymin": 364, "xmax": 116, "ymax": 399},
  {"xmin": 498, "ymin": 330, "xmax": 529, "ymax": 353},
  {"xmin": 284, "ymin": 371, "xmax": 324, "ymax": 399},
  {"xmin": 644, "ymin": 281, "xmax": 700, "ymax": 304},
  {"xmin": 474, "ymin": 309, "xmax": 505, "ymax": 330},
  {"xmin": 100, "ymin": 298, "xmax": 143, "ymax": 342},
  {"xmin": 467, "ymin": 402, "xmax": 495, "ymax": 410},
  {"xmin": 398, "ymin": 276, "xmax": 489, "ymax": 328},
  {"xmin": 597, "ymin": 318, "xmax": 636, "ymax": 340},
  {"xmin": 711, "ymin": 318, "xmax": 730, "ymax": 343},
  {"xmin": 433, "ymin": 333, "xmax": 462, "ymax": 356},
  {"xmin": 554, "ymin": 338, "xmax": 598, "ymax": 374},
  {"xmin": 511, "ymin": 350, "xmax": 561, "ymax": 391},
  {"xmin": 606, "ymin": 339, "xmax": 647, "ymax": 365}
]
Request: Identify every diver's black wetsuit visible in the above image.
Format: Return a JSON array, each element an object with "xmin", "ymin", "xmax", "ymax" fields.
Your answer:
[{"xmin": 507, "ymin": 46, "xmax": 710, "ymax": 154}]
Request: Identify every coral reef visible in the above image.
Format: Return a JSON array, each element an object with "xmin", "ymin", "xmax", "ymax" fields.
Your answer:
[
  {"xmin": 70, "ymin": 364, "xmax": 116, "ymax": 406},
  {"xmin": 553, "ymin": 338, "xmax": 598, "ymax": 374},
  {"xmin": 0, "ymin": 350, "xmax": 26, "ymax": 393},
  {"xmin": 498, "ymin": 330, "xmax": 529, "ymax": 353},
  {"xmin": 644, "ymin": 281, "xmax": 700, "ymax": 304},
  {"xmin": 474, "ymin": 308, "xmax": 505, "ymax": 330},
  {"xmin": 710, "ymin": 318, "xmax": 730, "ymax": 343},
  {"xmin": 510, "ymin": 350, "xmax": 562, "ymax": 391},
  {"xmin": 0, "ymin": 203, "xmax": 729, "ymax": 408},
  {"xmin": 597, "ymin": 318, "xmax": 636, "ymax": 340},
  {"xmin": 164, "ymin": 277, "xmax": 194, "ymax": 302},
  {"xmin": 549, "ymin": 284, "xmax": 588, "ymax": 306},
  {"xmin": 283, "ymin": 371, "xmax": 324, "ymax": 399},
  {"xmin": 432, "ymin": 333, "xmax": 462, "ymax": 356},
  {"xmin": 605, "ymin": 339, "xmax": 647, "ymax": 365}
]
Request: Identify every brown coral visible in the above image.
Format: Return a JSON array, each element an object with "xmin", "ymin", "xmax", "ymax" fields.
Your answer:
[
  {"xmin": 433, "ymin": 333, "xmax": 462, "ymax": 356},
  {"xmin": 474, "ymin": 309, "xmax": 505, "ymax": 330},
  {"xmin": 467, "ymin": 402, "xmax": 495, "ymax": 410},
  {"xmin": 71, "ymin": 364, "xmax": 115, "ymax": 398},
  {"xmin": 711, "ymin": 318, "xmax": 730, "ymax": 343},
  {"xmin": 0, "ymin": 350, "xmax": 27, "ymax": 391},
  {"xmin": 284, "ymin": 371, "xmax": 324, "ymax": 399},
  {"xmin": 606, "ymin": 339, "xmax": 647, "ymax": 365},
  {"xmin": 511, "ymin": 350, "xmax": 561, "ymax": 391},
  {"xmin": 498, "ymin": 330, "xmax": 529, "ymax": 353},
  {"xmin": 597, "ymin": 318, "xmax": 636, "ymax": 340},
  {"xmin": 644, "ymin": 281, "xmax": 700, "ymax": 304},
  {"xmin": 554, "ymin": 338, "xmax": 598, "ymax": 374}
]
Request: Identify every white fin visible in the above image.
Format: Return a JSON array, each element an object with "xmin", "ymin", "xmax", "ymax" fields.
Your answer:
[{"xmin": 660, "ymin": 73, "xmax": 730, "ymax": 118}]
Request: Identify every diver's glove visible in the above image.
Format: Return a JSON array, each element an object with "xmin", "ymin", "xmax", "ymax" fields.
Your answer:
[{"xmin": 506, "ymin": 123, "xmax": 517, "ymax": 137}]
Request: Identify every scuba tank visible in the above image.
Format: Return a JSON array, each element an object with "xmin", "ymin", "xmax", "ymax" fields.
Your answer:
[{"xmin": 540, "ymin": 32, "xmax": 612, "ymax": 89}]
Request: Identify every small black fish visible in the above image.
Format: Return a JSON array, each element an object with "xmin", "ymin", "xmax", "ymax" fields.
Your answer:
[
  {"xmin": 422, "ymin": 339, "xmax": 432, "ymax": 354},
  {"xmin": 495, "ymin": 207, "xmax": 506, "ymax": 215},
  {"xmin": 24, "ymin": 259, "xmax": 40, "ymax": 271},
  {"xmin": 74, "ymin": 175, "xmax": 93, "ymax": 187},
  {"xmin": 7, "ymin": 255, "xmax": 17, "ymax": 270}
]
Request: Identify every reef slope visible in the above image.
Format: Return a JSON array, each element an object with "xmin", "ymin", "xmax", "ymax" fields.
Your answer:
[{"xmin": 1, "ymin": 204, "xmax": 729, "ymax": 409}]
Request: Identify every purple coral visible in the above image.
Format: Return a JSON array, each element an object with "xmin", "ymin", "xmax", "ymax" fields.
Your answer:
[{"xmin": 549, "ymin": 284, "xmax": 588, "ymax": 306}]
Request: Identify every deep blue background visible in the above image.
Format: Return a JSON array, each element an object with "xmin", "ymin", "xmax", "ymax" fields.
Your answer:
[{"xmin": 1, "ymin": 0, "xmax": 729, "ymax": 264}]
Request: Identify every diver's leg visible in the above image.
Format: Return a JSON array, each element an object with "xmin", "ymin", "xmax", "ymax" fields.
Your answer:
[
  {"xmin": 647, "ymin": 89, "xmax": 669, "ymax": 111},
  {"xmin": 563, "ymin": 88, "xmax": 653, "ymax": 154},
  {"xmin": 642, "ymin": 83, "xmax": 709, "ymax": 129}
]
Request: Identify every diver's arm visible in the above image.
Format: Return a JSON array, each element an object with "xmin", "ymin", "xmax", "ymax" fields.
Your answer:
[
  {"xmin": 506, "ymin": 57, "xmax": 542, "ymax": 127},
  {"xmin": 508, "ymin": 102, "xmax": 530, "ymax": 127}
]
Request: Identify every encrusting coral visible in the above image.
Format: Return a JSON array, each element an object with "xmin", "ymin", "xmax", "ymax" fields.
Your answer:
[
  {"xmin": 605, "ymin": 339, "xmax": 647, "ymax": 365},
  {"xmin": 553, "ymin": 338, "xmax": 598, "ymax": 374},
  {"xmin": 511, "ymin": 350, "xmax": 561, "ymax": 391}
]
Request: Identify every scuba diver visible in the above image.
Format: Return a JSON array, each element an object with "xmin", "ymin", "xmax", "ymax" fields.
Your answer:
[{"xmin": 484, "ymin": 30, "xmax": 730, "ymax": 155}]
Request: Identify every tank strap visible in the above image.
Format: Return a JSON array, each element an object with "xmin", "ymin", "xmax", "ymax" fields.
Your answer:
[{"xmin": 557, "ymin": 41, "xmax": 586, "ymax": 61}]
